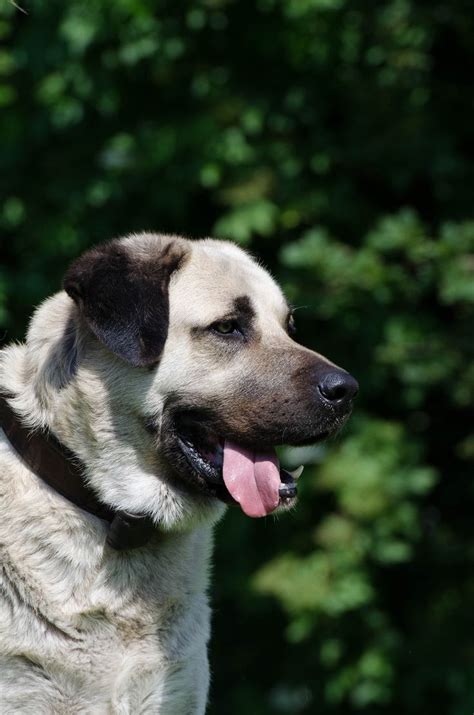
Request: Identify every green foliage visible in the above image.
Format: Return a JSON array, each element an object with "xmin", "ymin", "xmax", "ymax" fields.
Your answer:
[
  {"xmin": 252, "ymin": 416, "xmax": 438, "ymax": 708},
  {"xmin": 1, "ymin": 1, "xmax": 473, "ymax": 713}
]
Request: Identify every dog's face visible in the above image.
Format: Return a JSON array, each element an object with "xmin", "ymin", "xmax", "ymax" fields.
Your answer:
[{"xmin": 61, "ymin": 233, "xmax": 357, "ymax": 522}]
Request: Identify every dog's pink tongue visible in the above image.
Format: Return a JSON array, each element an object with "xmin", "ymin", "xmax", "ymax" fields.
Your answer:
[{"xmin": 222, "ymin": 440, "xmax": 281, "ymax": 517}]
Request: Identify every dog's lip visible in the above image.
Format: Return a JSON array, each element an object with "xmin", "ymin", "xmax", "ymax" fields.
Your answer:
[
  {"xmin": 177, "ymin": 434, "xmax": 223, "ymax": 485},
  {"xmin": 173, "ymin": 418, "xmax": 332, "ymax": 452}
]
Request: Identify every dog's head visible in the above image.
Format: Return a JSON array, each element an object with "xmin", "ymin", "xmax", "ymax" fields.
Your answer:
[{"xmin": 58, "ymin": 233, "xmax": 357, "ymax": 525}]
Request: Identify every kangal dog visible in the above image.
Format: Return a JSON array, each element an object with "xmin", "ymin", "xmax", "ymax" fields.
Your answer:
[{"xmin": 0, "ymin": 234, "xmax": 358, "ymax": 713}]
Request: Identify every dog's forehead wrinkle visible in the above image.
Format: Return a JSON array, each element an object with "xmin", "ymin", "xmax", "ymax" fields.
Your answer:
[{"xmin": 169, "ymin": 243, "xmax": 288, "ymax": 327}]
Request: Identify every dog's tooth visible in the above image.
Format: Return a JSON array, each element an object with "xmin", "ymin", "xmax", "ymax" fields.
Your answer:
[{"xmin": 288, "ymin": 465, "xmax": 304, "ymax": 480}]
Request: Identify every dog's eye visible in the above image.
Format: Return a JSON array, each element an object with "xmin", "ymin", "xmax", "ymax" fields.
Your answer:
[{"xmin": 210, "ymin": 320, "xmax": 240, "ymax": 336}]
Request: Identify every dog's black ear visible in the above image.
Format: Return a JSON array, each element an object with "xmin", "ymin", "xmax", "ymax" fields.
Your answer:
[{"xmin": 63, "ymin": 237, "xmax": 188, "ymax": 367}]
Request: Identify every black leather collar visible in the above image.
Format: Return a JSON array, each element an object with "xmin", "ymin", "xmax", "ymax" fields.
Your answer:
[{"xmin": 0, "ymin": 393, "xmax": 155, "ymax": 550}]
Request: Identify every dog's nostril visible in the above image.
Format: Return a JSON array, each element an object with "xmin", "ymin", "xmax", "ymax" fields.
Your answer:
[
  {"xmin": 331, "ymin": 385, "xmax": 347, "ymax": 400},
  {"xmin": 318, "ymin": 371, "xmax": 359, "ymax": 404}
]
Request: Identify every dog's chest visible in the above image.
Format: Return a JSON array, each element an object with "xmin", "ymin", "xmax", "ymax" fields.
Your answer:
[
  {"xmin": 1, "ymin": 518, "xmax": 213, "ymax": 711},
  {"xmin": 54, "ymin": 592, "xmax": 207, "ymax": 681}
]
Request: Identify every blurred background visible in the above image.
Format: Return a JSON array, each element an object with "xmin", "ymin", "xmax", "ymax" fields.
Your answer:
[{"xmin": 1, "ymin": 1, "xmax": 473, "ymax": 713}]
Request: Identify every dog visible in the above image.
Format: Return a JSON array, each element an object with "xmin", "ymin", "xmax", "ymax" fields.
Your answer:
[{"xmin": 0, "ymin": 233, "xmax": 358, "ymax": 713}]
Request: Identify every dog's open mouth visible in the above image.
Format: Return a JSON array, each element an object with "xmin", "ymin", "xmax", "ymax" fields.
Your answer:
[
  {"xmin": 154, "ymin": 405, "xmax": 342, "ymax": 518},
  {"xmin": 176, "ymin": 430, "xmax": 315, "ymax": 517}
]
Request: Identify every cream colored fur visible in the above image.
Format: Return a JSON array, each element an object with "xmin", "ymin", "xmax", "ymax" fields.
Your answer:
[{"xmin": 0, "ymin": 234, "xmax": 297, "ymax": 713}]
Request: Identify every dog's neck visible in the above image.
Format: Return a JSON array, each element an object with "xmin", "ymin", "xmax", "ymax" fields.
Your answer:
[
  {"xmin": 0, "ymin": 420, "xmax": 214, "ymax": 631},
  {"xmin": 0, "ymin": 393, "xmax": 156, "ymax": 551}
]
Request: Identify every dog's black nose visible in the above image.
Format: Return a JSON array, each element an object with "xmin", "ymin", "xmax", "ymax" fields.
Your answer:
[{"xmin": 318, "ymin": 370, "xmax": 359, "ymax": 405}]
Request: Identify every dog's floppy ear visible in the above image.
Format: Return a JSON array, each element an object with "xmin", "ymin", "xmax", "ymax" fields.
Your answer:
[{"xmin": 63, "ymin": 236, "xmax": 188, "ymax": 367}]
